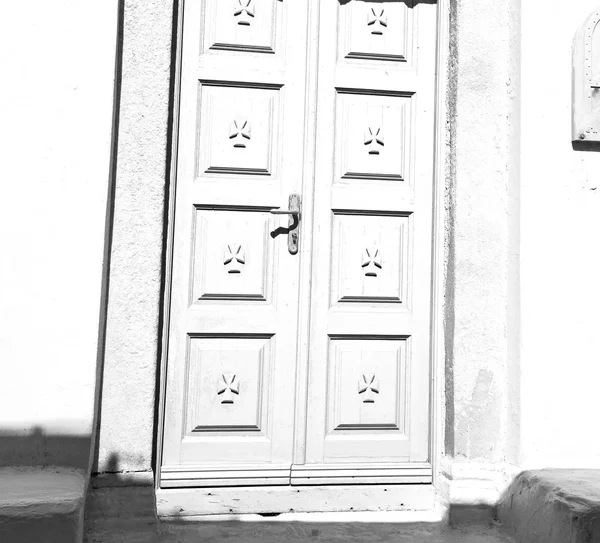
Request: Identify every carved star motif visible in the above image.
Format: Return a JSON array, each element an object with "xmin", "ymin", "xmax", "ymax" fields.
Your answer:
[
  {"xmin": 234, "ymin": 0, "xmax": 255, "ymax": 26},
  {"xmin": 367, "ymin": 8, "xmax": 387, "ymax": 35},
  {"xmin": 229, "ymin": 119, "xmax": 251, "ymax": 148},
  {"xmin": 218, "ymin": 373, "xmax": 240, "ymax": 404},
  {"xmin": 364, "ymin": 126, "xmax": 384, "ymax": 155},
  {"xmin": 358, "ymin": 374, "xmax": 380, "ymax": 403},
  {"xmin": 362, "ymin": 247, "xmax": 382, "ymax": 277},
  {"xmin": 223, "ymin": 244, "xmax": 246, "ymax": 274}
]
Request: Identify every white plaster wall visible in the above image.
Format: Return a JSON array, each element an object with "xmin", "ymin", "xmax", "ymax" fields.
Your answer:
[
  {"xmin": 520, "ymin": 0, "xmax": 600, "ymax": 469},
  {"xmin": 94, "ymin": 0, "xmax": 174, "ymax": 476},
  {"xmin": 445, "ymin": 0, "xmax": 521, "ymax": 470},
  {"xmin": 0, "ymin": 1, "xmax": 118, "ymax": 468}
]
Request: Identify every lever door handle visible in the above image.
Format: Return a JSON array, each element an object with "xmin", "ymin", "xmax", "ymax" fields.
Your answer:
[
  {"xmin": 270, "ymin": 209, "xmax": 300, "ymax": 216},
  {"xmin": 270, "ymin": 194, "xmax": 301, "ymax": 255}
]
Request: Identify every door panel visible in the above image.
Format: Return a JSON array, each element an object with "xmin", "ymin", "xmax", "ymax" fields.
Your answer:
[
  {"xmin": 326, "ymin": 337, "xmax": 408, "ymax": 437},
  {"xmin": 202, "ymin": 0, "xmax": 284, "ymax": 55},
  {"xmin": 337, "ymin": 92, "xmax": 411, "ymax": 182},
  {"xmin": 293, "ymin": 0, "xmax": 436, "ymax": 484},
  {"xmin": 198, "ymin": 84, "xmax": 281, "ymax": 177},
  {"xmin": 161, "ymin": 0, "xmax": 309, "ymax": 486},
  {"xmin": 192, "ymin": 209, "xmax": 275, "ymax": 301},
  {"xmin": 338, "ymin": 1, "xmax": 414, "ymax": 63},
  {"xmin": 183, "ymin": 336, "xmax": 272, "ymax": 435},
  {"xmin": 331, "ymin": 213, "xmax": 409, "ymax": 304}
]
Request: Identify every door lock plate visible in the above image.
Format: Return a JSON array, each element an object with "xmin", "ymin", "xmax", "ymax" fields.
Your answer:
[{"xmin": 270, "ymin": 194, "xmax": 301, "ymax": 255}]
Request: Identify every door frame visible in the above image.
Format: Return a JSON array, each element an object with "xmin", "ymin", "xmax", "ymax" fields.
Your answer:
[{"xmin": 154, "ymin": 0, "xmax": 450, "ymax": 501}]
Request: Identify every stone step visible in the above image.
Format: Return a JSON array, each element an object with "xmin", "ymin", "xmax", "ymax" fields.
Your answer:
[
  {"xmin": 0, "ymin": 467, "xmax": 86, "ymax": 543},
  {"xmin": 499, "ymin": 469, "xmax": 600, "ymax": 543}
]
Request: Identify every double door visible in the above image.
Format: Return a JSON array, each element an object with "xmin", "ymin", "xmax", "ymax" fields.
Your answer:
[{"xmin": 161, "ymin": 0, "xmax": 437, "ymax": 488}]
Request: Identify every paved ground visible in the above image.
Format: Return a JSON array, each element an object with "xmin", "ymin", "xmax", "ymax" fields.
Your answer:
[
  {"xmin": 160, "ymin": 521, "xmax": 514, "ymax": 543},
  {"xmin": 86, "ymin": 513, "xmax": 515, "ymax": 543}
]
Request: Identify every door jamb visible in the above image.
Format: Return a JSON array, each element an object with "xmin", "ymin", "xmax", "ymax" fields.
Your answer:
[
  {"xmin": 430, "ymin": 0, "xmax": 449, "ymax": 490},
  {"xmin": 155, "ymin": 0, "xmax": 185, "ymax": 489}
]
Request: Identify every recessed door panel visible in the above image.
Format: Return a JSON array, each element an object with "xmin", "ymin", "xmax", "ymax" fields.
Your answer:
[
  {"xmin": 336, "ymin": 91, "xmax": 411, "ymax": 182},
  {"xmin": 184, "ymin": 335, "xmax": 273, "ymax": 436},
  {"xmin": 202, "ymin": 0, "xmax": 284, "ymax": 55},
  {"xmin": 331, "ymin": 213, "xmax": 409, "ymax": 305},
  {"xmin": 192, "ymin": 209, "xmax": 275, "ymax": 302},
  {"xmin": 197, "ymin": 84, "xmax": 281, "ymax": 177},
  {"xmin": 338, "ymin": 1, "xmax": 414, "ymax": 63},
  {"xmin": 327, "ymin": 337, "xmax": 407, "ymax": 436}
]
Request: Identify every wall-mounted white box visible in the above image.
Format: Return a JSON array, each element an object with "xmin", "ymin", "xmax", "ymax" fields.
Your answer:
[{"xmin": 573, "ymin": 8, "xmax": 600, "ymax": 144}]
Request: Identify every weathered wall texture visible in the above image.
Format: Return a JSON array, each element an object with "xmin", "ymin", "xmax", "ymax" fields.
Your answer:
[
  {"xmin": 94, "ymin": 0, "xmax": 174, "ymax": 476},
  {"xmin": 520, "ymin": 0, "xmax": 600, "ymax": 469},
  {"xmin": 445, "ymin": 0, "xmax": 521, "ymax": 478},
  {"xmin": 0, "ymin": 2, "xmax": 118, "ymax": 469},
  {"xmin": 447, "ymin": 0, "xmax": 600, "ymax": 479}
]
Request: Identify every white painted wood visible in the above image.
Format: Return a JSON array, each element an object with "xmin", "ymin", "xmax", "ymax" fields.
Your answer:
[
  {"xmin": 160, "ymin": 462, "xmax": 432, "ymax": 488},
  {"xmin": 156, "ymin": 484, "xmax": 436, "ymax": 517},
  {"xmin": 300, "ymin": 0, "xmax": 438, "ymax": 476},
  {"xmin": 161, "ymin": 466, "xmax": 291, "ymax": 488},
  {"xmin": 161, "ymin": 0, "xmax": 440, "ymax": 493},
  {"xmin": 431, "ymin": 0, "xmax": 451, "ymax": 488},
  {"xmin": 291, "ymin": 462, "xmax": 432, "ymax": 485},
  {"xmin": 161, "ymin": 0, "xmax": 310, "ymax": 479},
  {"xmin": 155, "ymin": 0, "xmax": 185, "ymax": 488}
]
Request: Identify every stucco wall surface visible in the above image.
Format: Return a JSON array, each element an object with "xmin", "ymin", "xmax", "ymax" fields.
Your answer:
[
  {"xmin": 0, "ymin": 1, "xmax": 118, "ymax": 468},
  {"xmin": 520, "ymin": 0, "xmax": 600, "ymax": 469},
  {"xmin": 94, "ymin": 0, "xmax": 174, "ymax": 476},
  {"xmin": 445, "ymin": 0, "xmax": 521, "ymax": 472}
]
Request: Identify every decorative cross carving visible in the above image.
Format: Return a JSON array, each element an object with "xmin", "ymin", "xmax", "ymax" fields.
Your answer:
[
  {"xmin": 223, "ymin": 244, "xmax": 246, "ymax": 274},
  {"xmin": 230, "ymin": 119, "xmax": 251, "ymax": 148},
  {"xmin": 367, "ymin": 8, "xmax": 387, "ymax": 35},
  {"xmin": 364, "ymin": 127, "xmax": 384, "ymax": 155},
  {"xmin": 358, "ymin": 374, "xmax": 379, "ymax": 403},
  {"xmin": 234, "ymin": 0, "xmax": 255, "ymax": 26},
  {"xmin": 362, "ymin": 247, "xmax": 382, "ymax": 277},
  {"xmin": 218, "ymin": 373, "xmax": 240, "ymax": 404}
]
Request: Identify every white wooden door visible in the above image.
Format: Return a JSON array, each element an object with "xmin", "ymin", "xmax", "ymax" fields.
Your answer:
[
  {"xmin": 161, "ymin": 0, "xmax": 310, "ymax": 487},
  {"xmin": 293, "ymin": 0, "xmax": 437, "ymax": 485},
  {"xmin": 161, "ymin": 0, "xmax": 437, "ymax": 489}
]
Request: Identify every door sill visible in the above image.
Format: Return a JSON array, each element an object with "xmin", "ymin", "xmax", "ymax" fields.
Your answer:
[
  {"xmin": 156, "ymin": 484, "xmax": 436, "ymax": 517},
  {"xmin": 290, "ymin": 463, "xmax": 432, "ymax": 485},
  {"xmin": 160, "ymin": 463, "xmax": 433, "ymax": 488}
]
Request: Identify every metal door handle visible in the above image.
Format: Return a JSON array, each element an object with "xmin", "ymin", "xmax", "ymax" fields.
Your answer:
[
  {"xmin": 270, "ymin": 194, "xmax": 301, "ymax": 255},
  {"xmin": 270, "ymin": 209, "xmax": 300, "ymax": 216}
]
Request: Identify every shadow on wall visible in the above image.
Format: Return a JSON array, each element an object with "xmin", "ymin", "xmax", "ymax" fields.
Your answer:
[
  {"xmin": 103, "ymin": 452, "xmax": 120, "ymax": 474},
  {"xmin": 0, "ymin": 427, "xmax": 91, "ymax": 470},
  {"xmin": 571, "ymin": 140, "xmax": 600, "ymax": 152},
  {"xmin": 0, "ymin": 426, "xmax": 125, "ymax": 478}
]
